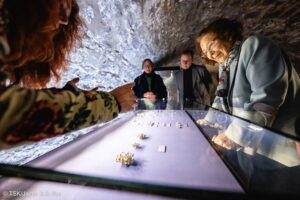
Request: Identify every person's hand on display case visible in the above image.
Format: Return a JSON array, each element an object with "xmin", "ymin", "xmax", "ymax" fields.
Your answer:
[
  {"xmin": 144, "ymin": 91, "xmax": 157, "ymax": 100},
  {"xmin": 296, "ymin": 142, "xmax": 300, "ymax": 157},
  {"xmin": 197, "ymin": 119, "xmax": 209, "ymax": 126},
  {"xmin": 110, "ymin": 83, "xmax": 137, "ymax": 113},
  {"xmin": 212, "ymin": 132, "xmax": 236, "ymax": 150},
  {"xmin": 63, "ymin": 77, "xmax": 99, "ymax": 93},
  {"xmin": 63, "ymin": 78, "xmax": 137, "ymax": 113}
]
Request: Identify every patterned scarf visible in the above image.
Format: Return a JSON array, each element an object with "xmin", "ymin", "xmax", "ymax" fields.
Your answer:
[{"xmin": 216, "ymin": 41, "xmax": 241, "ymax": 97}]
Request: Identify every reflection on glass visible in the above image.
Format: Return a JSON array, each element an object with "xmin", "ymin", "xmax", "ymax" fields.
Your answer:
[
  {"xmin": 162, "ymin": 70, "xmax": 179, "ymax": 103},
  {"xmin": 142, "ymin": 68, "xmax": 211, "ymax": 110},
  {"xmin": 0, "ymin": 66, "xmax": 299, "ymax": 197},
  {"xmin": 156, "ymin": 69, "xmax": 181, "ymax": 110},
  {"xmin": 189, "ymin": 108, "xmax": 300, "ymax": 194},
  {"xmin": 136, "ymin": 98, "xmax": 167, "ymax": 110}
]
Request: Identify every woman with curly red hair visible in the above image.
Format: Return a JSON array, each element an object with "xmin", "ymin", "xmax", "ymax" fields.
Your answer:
[
  {"xmin": 2, "ymin": 0, "xmax": 83, "ymax": 87},
  {"xmin": 0, "ymin": 0, "xmax": 136, "ymax": 147}
]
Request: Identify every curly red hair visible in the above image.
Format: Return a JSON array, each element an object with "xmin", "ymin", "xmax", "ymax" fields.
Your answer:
[{"xmin": 2, "ymin": 0, "xmax": 83, "ymax": 88}]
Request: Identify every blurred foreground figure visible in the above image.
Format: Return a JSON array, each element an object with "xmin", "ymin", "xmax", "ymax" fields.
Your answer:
[{"xmin": 0, "ymin": 0, "xmax": 136, "ymax": 147}]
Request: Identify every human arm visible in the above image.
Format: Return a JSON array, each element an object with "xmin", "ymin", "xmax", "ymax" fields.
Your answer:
[
  {"xmin": 193, "ymin": 66, "xmax": 213, "ymax": 106},
  {"xmin": 200, "ymin": 66, "xmax": 213, "ymax": 93},
  {"xmin": 156, "ymin": 75, "xmax": 167, "ymax": 99},
  {"xmin": 214, "ymin": 36, "xmax": 290, "ymax": 150},
  {"xmin": 0, "ymin": 82, "xmax": 135, "ymax": 146},
  {"xmin": 132, "ymin": 76, "xmax": 144, "ymax": 98},
  {"xmin": 296, "ymin": 142, "xmax": 300, "ymax": 157},
  {"xmin": 143, "ymin": 91, "xmax": 156, "ymax": 102},
  {"xmin": 110, "ymin": 82, "xmax": 137, "ymax": 113},
  {"xmin": 60, "ymin": 78, "xmax": 136, "ymax": 113},
  {"xmin": 237, "ymin": 35, "xmax": 288, "ymax": 127}
]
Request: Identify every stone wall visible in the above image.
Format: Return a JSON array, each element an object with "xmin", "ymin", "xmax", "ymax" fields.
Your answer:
[{"xmin": 59, "ymin": 0, "xmax": 300, "ymax": 91}]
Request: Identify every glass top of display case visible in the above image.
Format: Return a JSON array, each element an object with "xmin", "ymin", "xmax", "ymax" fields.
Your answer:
[
  {"xmin": 187, "ymin": 108, "xmax": 300, "ymax": 195},
  {"xmin": 0, "ymin": 67, "xmax": 299, "ymax": 199},
  {"xmin": 1, "ymin": 107, "xmax": 299, "ymax": 199}
]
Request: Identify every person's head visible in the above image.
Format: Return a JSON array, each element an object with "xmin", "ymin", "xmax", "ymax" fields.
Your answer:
[
  {"xmin": 142, "ymin": 58, "xmax": 154, "ymax": 74},
  {"xmin": 196, "ymin": 18, "xmax": 243, "ymax": 65},
  {"xmin": 180, "ymin": 49, "xmax": 194, "ymax": 70},
  {"xmin": 1, "ymin": 0, "xmax": 83, "ymax": 88}
]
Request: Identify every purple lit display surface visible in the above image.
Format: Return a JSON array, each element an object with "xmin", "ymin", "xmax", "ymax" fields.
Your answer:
[{"xmin": 3, "ymin": 110, "xmax": 243, "ymax": 199}]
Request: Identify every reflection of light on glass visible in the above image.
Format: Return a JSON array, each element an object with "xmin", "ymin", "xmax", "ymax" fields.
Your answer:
[
  {"xmin": 242, "ymin": 124, "xmax": 264, "ymax": 155},
  {"xmin": 216, "ymin": 113, "xmax": 230, "ymax": 129},
  {"xmin": 144, "ymin": 99, "xmax": 155, "ymax": 109},
  {"xmin": 163, "ymin": 71, "xmax": 178, "ymax": 101},
  {"xmin": 247, "ymin": 124, "xmax": 263, "ymax": 132}
]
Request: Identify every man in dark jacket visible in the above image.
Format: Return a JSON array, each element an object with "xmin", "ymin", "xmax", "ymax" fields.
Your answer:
[
  {"xmin": 175, "ymin": 50, "xmax": 212, "ymax": 107},
  {"xmin": 133, "ymin": 59, "xmax": 167, "ymax": 101}
]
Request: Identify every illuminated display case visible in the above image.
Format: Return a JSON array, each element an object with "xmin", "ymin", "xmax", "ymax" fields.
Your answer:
[{"xmin": 0, "ymin": 68, "xmax": 299, "ymax": 199}]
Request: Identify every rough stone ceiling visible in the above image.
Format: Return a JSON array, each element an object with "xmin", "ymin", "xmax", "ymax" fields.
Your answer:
[{"xmin": 60, "ymin": 0, "xmax": 300, "ymax": 90}]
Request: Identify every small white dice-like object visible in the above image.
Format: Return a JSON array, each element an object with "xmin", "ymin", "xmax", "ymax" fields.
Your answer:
[{"xmin": 158, "ymin": 145, "xmax": 166, "ymax": 153}]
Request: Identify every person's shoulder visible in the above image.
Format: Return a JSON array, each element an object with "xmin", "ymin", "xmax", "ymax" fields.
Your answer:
[
  {"xmin": 242, "ymin": 35, "xmax": 277, "ymax": 49},
  {"xmin": 191, "ymin": 63, "xmax": 207, "ymax": 71},
  {"xmin": 240, "ymin": 35, "xmax": 282, "ymax": 64},
  {"xmin": 174, "ymin": 69, "xmax": 181, "ymax": 78},
  {"xmin": 175, "ymin": 68, "xmax": 181, "ymax": 74},
  {"xmin": 134, "ymin": 74, "xmax": 143, "ymax": 81},
  {"xmin": 153, "ymin": 72, "xmax": 163, "ymax": 79}
]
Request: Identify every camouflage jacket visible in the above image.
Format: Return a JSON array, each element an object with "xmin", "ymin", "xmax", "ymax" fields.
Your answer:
[{"xmin": 0, "ymin": 69, "xmax": 119, "ymax": 147}]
